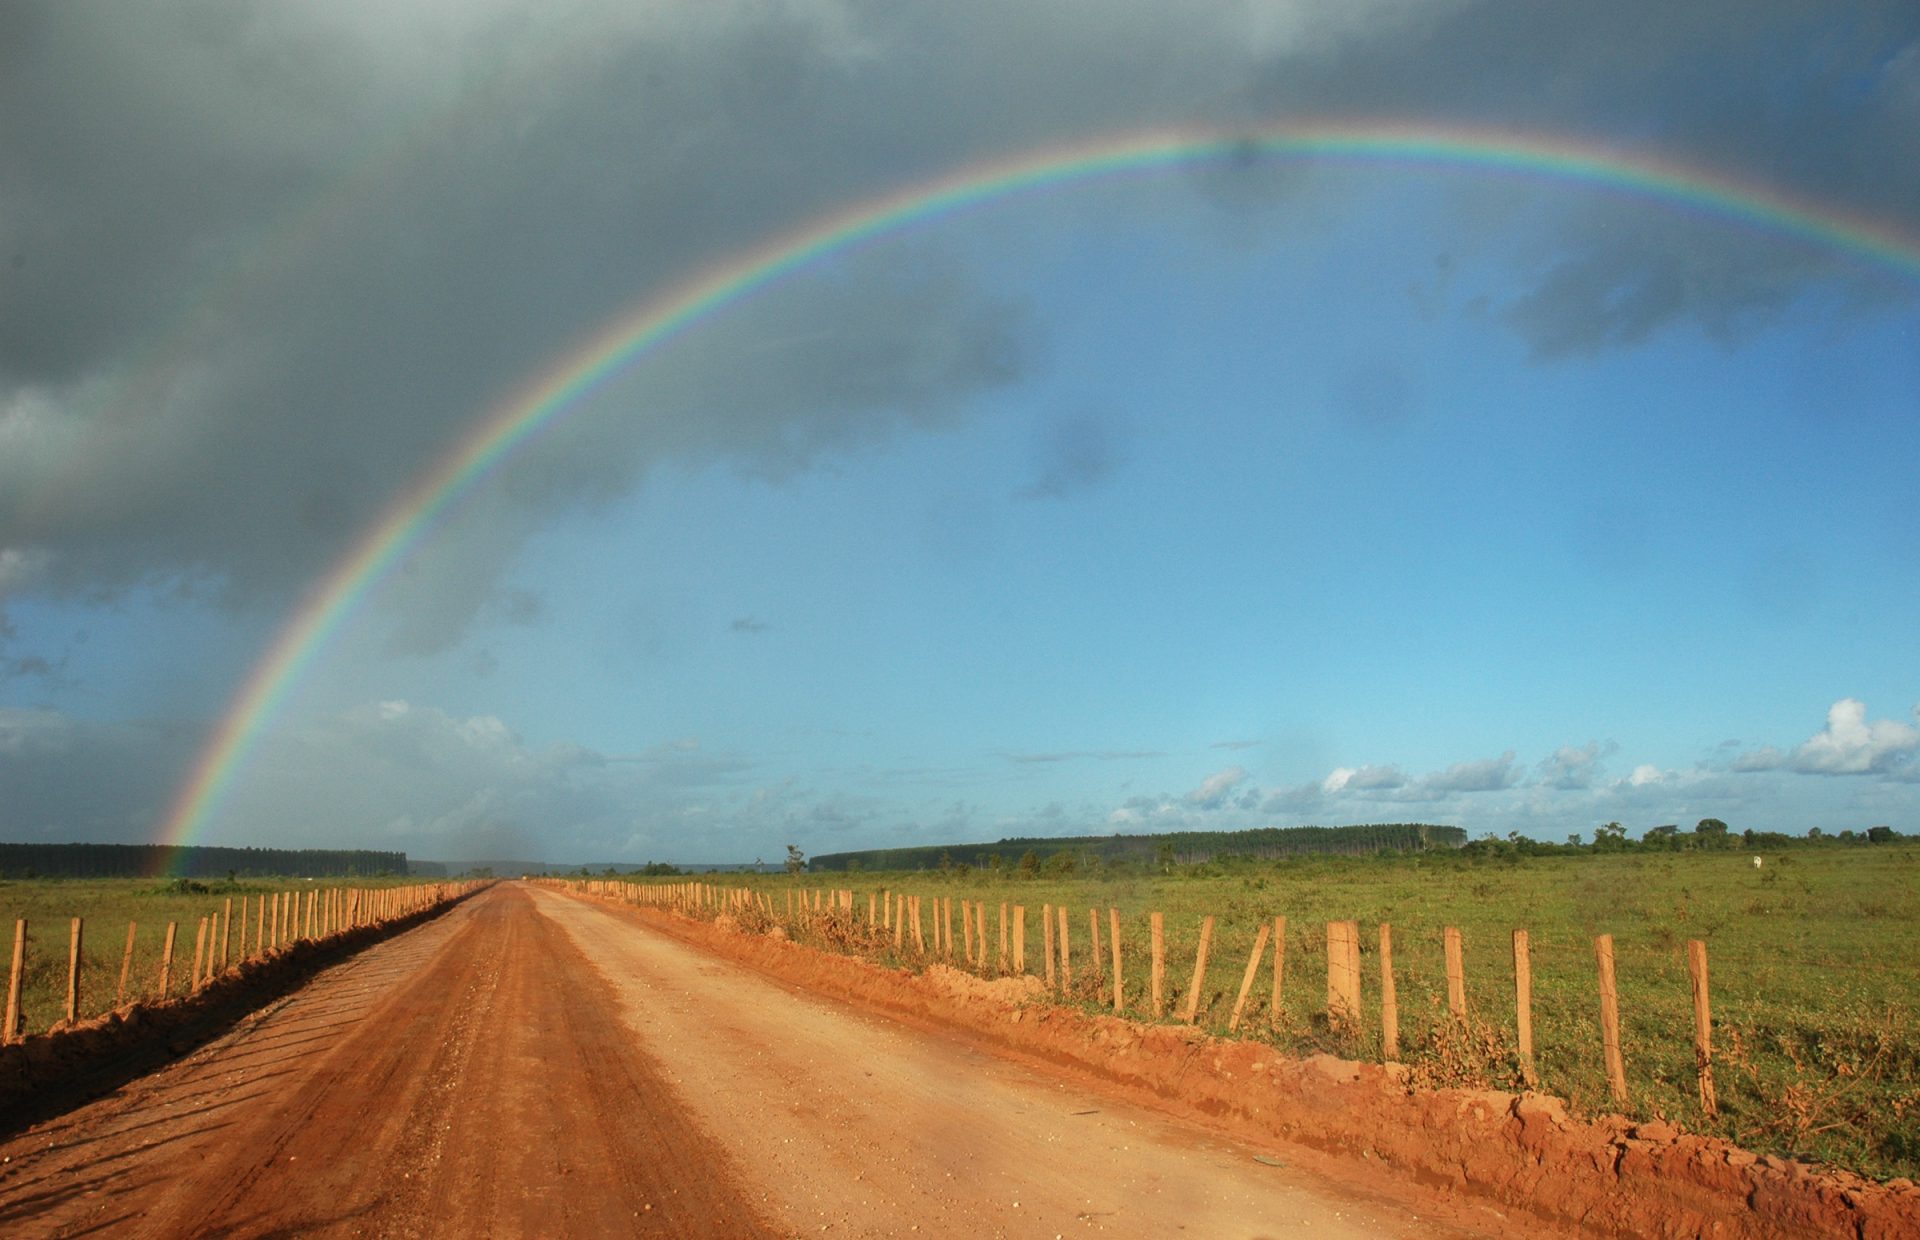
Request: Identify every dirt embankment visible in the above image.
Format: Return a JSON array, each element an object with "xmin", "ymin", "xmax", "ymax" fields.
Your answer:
[
  {"xmin": 0, "ymin": 883, "xmax": 486, "ymax": 1136},
  {"xmin": 596, "ymin": 895, "xmax": 1920, "ymax": 1239}
]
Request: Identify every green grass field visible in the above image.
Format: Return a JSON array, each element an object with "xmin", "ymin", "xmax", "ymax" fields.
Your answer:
[
  {"xmin": 641, "ymin": 845, "xmax": 1919, "ymax": 1180},
  {"xmin": 0, "ymin": 875, "xmax": 430, "ymax": 1035}
]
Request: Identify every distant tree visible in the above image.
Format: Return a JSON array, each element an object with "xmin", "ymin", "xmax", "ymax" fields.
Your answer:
[
  {"xmin": 784, "ymin": 844, "xmax": 806, "ymax": 875},
  {"xmin": 1155, "ymin": 840, "xmax": 1175, "ymax": 871},
  {"xmin": 1807, "ymin": 826, "xmax": 1825, "ymax": 841},
  {"xmin": 1566, "ymin": 833, "xmax": 1584, "ymax": 848},
  {"xmin": 1868, "ymin": 826, "xmax": 1895, "ymax": 844},
  {"xmin": 1594, "ymin": 821, "xmax": 1628, "ymax": 851},
  {"xmin": 1018, "ymin": 850, "xmax": 1041, "ymax": 877}
]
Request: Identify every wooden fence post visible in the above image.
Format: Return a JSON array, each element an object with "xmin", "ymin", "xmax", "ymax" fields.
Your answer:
[
  {"xmin": 255, "ymin": 896, "xmax": 265, "ymax": 954},
  {"xmin": 1228, "ymin": 922, "xmax": 1271, "ymax": 1032},
  {"xmin": 5, "ymin": 920, "xmax": 26, "ymax": 1042},
  {"xmin": 1688, "ymin": 938, "xmax": 1717, "ymax": 1117},
  {"xmin": 868, "ymin": 891, "xmax": 877, "ymax": 925},
  {"xmin": 911, "ymin": 896, "xmax": 925, "ymax": 955},
  {"xmin": 158, "ymin": 922, "xmax": 178, "ymax": 998},
  {"xmin": 1108, "ymin": 908, "xmax": 1123, "ymax": 1013},
  {"xmin": 1326, "ymin": 920, "xmax": 1361, "ymax": 1029},
  {"xmin": 976, "ymin": 903, "xmax": 988, "ymax": 972},
  {"xmin": 1150, "ymin": 911, "xmax": 1165, "ymax": 1018},
  {"xmin": 190, "ymin": 918, "xmax": 206, "ymax": 989},
  {"xmin": 1057, "ymin": 906, "xmax": 1072, "ymax": 991},
  {"xmin": 962, "ymin": 898, "xmax": 974, "ymax": 964},
  {"xmin": 1000, "ymin": 903, "xmax": 1010, "ymax": 970},
  {"xmin": 1013, "ymin": 905, "xmax": 1026, "ymax": 973},
  {"xmin": 1043, "ymin": 904, "xmax": 1056, "ymax": 989},
  {"xmin": 1513, "ymin": 929, "xmax": 1537, "ymax": 1087},
  {"xmin": 222, "ymin": 897, "xmax": 233, "ymax": 969},
  {"xmin": 1595, "ymin": 933, "xmax": 1628, "ymax": 1105},
  {"xmin": 1270, "ymin": 916, "xmax": 1287, "ymax": 1029},
  {"xmin": 1181, "ymin": 915, "xmax": 1215, "ymax": 1024},
  {"xmin": 117, "ymin": 921, "xmax": 137, "ymax": 1007},
  {"xmin": 1379, "ymin": 923, "xmax": 1399, "ymax": 1060},
  {"xmin": 1444, "ymin": 926, "xmax": 1467, "ymax": 1020},
  {"xmin": 1088, "ymin": 908, "xmax": 1103, "ymax": 985},
  {"xmin": 65, "ymin": 918, "xmax": 83, "ymax": 1025}
]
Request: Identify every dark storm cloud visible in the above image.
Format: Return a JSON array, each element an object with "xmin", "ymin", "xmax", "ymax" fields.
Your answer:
[
  {"xmin": 1243, "ymin": 1, "xmax": 1920, "ymax": 354},
  {"xmin": 3, "ymin": 0, "xmax": 1913, "ymax": 658},
  {"xmin": 0, "ymin": 708, "xmax": 201, "ymax": 841},
  {"xmin": 8, "ymin": 0, "xmax": 1335, "ymax": 648}
]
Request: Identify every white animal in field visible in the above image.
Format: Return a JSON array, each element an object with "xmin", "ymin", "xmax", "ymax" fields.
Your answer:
[{"xmin": 1752, "ymin": 856, "xmax": 1764, "ymax": 869}]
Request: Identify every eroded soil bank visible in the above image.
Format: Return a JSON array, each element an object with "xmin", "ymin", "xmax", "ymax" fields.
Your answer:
[{"xmin": 590, "ymin": 893, "xmax": 1920, "ymax": 1239}]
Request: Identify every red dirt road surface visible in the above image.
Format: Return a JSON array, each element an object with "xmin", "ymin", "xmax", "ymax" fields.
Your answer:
[{"xmin": 0, "ymin": 883, "xmax": 1521, "ymax": 1237}]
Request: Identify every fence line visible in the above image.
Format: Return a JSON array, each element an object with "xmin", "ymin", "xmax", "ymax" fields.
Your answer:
[
  {"xmin": 546, "ymin": 876, "xmax": 1735, "ymax": 1120},
  {"xmin": 0, "ymin": 881, "xmax": 481, "ymax": 1042}
]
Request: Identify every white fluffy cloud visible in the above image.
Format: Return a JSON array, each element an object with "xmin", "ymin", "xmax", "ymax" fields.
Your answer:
[
  {"xmin": 1538, "ymin": 740, "xmax": 1614, "ymax": 789},
  {"xmin": 1421, "ymin": 751, "xmax": 1519, "ymax": 795},
  {"xmin": 1186, "ymin": 764, "xmax": 1250, "ymax": 808},
  {"xmin": 1129, "ymin": 696, "xmax": 1919, "ymax": 843},
  {"xmin": 1781, "ymin": 698, "xmax": 1920, "ymax": 776},
  {"xmin": 1321, "ymin": 763, "xmax": 1408, "ymax": 794}
]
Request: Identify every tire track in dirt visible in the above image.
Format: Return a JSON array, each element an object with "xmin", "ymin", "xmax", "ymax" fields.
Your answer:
[{"xmin": 0, "ymin": 885, "xmax": 772, "ymax": 1238}]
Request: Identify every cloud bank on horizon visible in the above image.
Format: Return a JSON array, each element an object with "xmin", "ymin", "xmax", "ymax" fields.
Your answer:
[{"xmin": 2, "ymin": 1, "xmax": 1917, "ymax": 861}]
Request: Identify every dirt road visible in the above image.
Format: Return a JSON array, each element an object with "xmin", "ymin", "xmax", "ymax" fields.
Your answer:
[{"xmin": 0, "ymin": 883, "xmax": 1510, "ymax": 1237}]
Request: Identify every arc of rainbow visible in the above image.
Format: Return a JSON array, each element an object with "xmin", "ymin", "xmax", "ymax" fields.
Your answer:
[{"xmin": 155, "ymin": 119, "xmax": 1920, "ymax": 862}]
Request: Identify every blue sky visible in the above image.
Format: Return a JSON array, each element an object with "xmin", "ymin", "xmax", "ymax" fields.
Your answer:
[{"xmin": 3, "ymin": 3, "xmax": 1917, "ymax": 862}]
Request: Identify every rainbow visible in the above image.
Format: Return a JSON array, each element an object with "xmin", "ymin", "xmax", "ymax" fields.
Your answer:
[{"xmin": 153, "ymin": 119, "xmax": 1920, "ymax": 863}]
